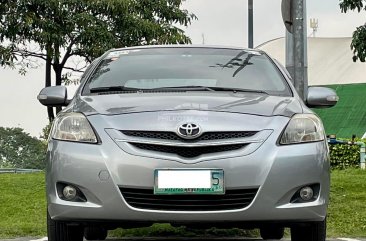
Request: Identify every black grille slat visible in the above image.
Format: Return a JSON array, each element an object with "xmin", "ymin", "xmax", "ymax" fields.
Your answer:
[
  {"xmin": 120, "ymin": 188, "xmax": 258, "ymax": 211},
  {"xmin": 128, "ymin": 201, "xmax": 251, "ymax": 208},
  {"xmin": 199, "ymin": 132, "xmax": 257, "ymax": 141},
  {"xmin": 121, "ymin": 193, "xmax": 256, "ymax": 201},
  {"xmin": 122, "ymin": 131, "xmax": 181, "ymax": 141},
  {"xmin": 130, "ymin": 143, "xmax": 247, "ymax": 158},
  {"xmin": 126, "ymin": 196, "xmax": 254, "ymax": 203},
  {"xmin": 121, "ymin": 130, "xmax": 258, "ymax": 142},
  {"xmin": 122, "ymin": 192, "xmax": 257, "ymax": 200},
  {"xmin": 128, "ymin": 204, "xmax": 251, "ymax": 211}
]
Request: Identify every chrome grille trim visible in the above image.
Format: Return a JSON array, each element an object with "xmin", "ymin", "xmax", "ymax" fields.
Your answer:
[
  {"xmin": 105, "ymin": 129, "xmax": 274, "ymax": 162},
  {"xmin": 116, "ymin": 138, "xmax": 263, "ymax": 147}
]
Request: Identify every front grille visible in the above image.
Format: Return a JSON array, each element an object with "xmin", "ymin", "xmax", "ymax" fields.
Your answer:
[
  {"xmin": 130, "ymin": 143, "xmax": 247, "ymax": 158},
  {"xmin": 120, "ymin": 187, "xmax": 258, "ymax": 211},
  {"xmin": 123, "ymin": 131, "xmax": 181, "ymax": 141},
  {"xmin": 121, "ymin": 130, "xmax": 258, "ymax": 142}
]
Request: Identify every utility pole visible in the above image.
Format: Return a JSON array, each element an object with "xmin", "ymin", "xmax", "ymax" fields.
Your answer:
[
  {"xmin": 286, "ymin": 31, "xmax": 295, "ymax": 84},
  {"xmin": 248, "ymin": 0, "xmax": 254, "ymax": 48},
  {"xmin": 292, "ymin": 0, "xmax": 308, "ymax": 100},
  {"xmin": 283, "ymin": 0, "xmax": 308, "ymax": 101}
]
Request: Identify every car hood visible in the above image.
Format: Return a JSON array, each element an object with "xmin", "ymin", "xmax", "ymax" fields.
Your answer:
[{"xmin": 71, "ymin": 92, "xmax": 303, "ymax": 117}]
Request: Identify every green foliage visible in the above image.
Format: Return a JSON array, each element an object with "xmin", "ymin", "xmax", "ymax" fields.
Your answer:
[
  {"xmin": 0, "ymin": 0, "xmax": 196, "ymax": 120},
  {"xmin": 0, "ymin": 127, "xmax": 46, "ymax": 169},
  {"xmin": 329, "ymin": 143, "xmax": 360, "ymax": 169},
  {"xmin": 340, "ymin": 0, "xmax": 366, "ymax": 12},
  {"xmin": 351, "ymin": 24, "xmax": 366, "ymax": 62},
  {"xmin": 0, "ymin": 0, "xmax": 196, "ymax": 72},
  {"xmin": 40, "ymin": 122, "xmax": 52, "ymax": 141},
  {"xmin": 339, "ymin": 0, "xmax": 366, "ymax": 62},
  {"xmin": 0, "ymin": 46, "xmax": 15, "ymax": 66}
]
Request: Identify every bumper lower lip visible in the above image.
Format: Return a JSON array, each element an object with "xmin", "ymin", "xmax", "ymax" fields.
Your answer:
[
  {"xmin": 49, "ymin": 199, "xmax": 327, "ymax": 222},
  {"xmin": 44, "ymin": 218, "xmax": 325, "ymax": 230}
]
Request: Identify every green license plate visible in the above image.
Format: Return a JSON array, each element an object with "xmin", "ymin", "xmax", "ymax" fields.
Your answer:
[{"xmin": 154, "ymin": 169, "xmax": 224, "ymax": 195}]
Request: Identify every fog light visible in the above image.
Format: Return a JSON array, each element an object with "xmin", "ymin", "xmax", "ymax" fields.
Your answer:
[
  {"xmin": 299, "ymin": 186, "xmax": 314, "ymax": 201},
  {"xmin": 63, "ymin": 186, "xmax": 77, "ymax": 200}
]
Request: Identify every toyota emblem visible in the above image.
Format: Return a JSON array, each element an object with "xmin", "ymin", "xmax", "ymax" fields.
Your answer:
[{"xmin": 177, "ymin": 123, "xmax": 202, "ymax": 139}]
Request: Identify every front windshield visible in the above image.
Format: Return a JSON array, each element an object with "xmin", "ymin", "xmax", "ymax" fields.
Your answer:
[{"xmin": 83, "ymin": 47, "xmax": 291, "ymax": 96}]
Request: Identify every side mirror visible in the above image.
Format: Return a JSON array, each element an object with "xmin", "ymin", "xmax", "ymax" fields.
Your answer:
[
  {"xmin": 307, "ymin": 87, "xmax": 339, "ymax": 108},
  {"xmin": 37, "ymin": 86, "xmax": 69, "ymax": 107}
]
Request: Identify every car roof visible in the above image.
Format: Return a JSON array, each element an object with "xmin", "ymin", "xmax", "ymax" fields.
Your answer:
[{"xmin": 109, "ymin": 45, "xmax": 264, "ymax": 55}]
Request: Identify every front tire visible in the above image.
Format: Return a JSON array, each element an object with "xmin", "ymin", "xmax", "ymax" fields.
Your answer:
[
  {"xmin": 260, "ymin": 226, "xmax": 285, "ymax": 240},
  {"xmin": 84, "ymin": 226, "xmax": 108, "ymax": 240},
  {"xmin": 47, "ymin": 212, "xmax": 83, "ymax": 241},
  {"xmin": 291, "ymin": 219, "xmax": 326, "ymax": 241}
]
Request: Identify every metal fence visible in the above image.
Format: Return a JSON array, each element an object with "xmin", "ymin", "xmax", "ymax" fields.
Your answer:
[{"xmin": 0, "ymin": 168, "xmax": 43, "ymax": 174}]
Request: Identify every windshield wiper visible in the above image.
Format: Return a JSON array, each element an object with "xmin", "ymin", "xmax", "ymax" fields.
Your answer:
[
  {"xmin": 149, "ymin": 86, "xmax": 216, "ymax": 92},
  {"xmin": 203, "ymin": 86, "xmax": 268, "ymax": 94},
  {"xmin": 90, "ymin": 85, "xmax": 268, "ymax": 95},
  {"xmin": 150, "ymin": 86, "xmax": 268, "ymax": 95},
  {"xmin": 89, "ymin": 86, "xmax": 141, "ymax": 93},
  {"xmin": 90, "ymin": 86, "xmax": 215, "ymax": 93}
]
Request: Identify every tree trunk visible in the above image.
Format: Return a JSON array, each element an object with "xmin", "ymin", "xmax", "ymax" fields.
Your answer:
[
  {"xmin": 53, "ymin": 65, "xmax": 62, "ymax": 113},
  {"xmin": 53, "ymin": 45, "xmax": 63, "ymax": 114},
  {"xmin": 45, "ymin": 46, "xmax": 55, "ymax": 122},
  {"xmin": 55, "ymin": 66, "xmax": 62, "ymax": 86}
]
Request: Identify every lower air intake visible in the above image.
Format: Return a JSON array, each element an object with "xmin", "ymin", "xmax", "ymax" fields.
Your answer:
[{"xmin": 120, "ymin": 187, "xmax": 258, "ymax": 211}]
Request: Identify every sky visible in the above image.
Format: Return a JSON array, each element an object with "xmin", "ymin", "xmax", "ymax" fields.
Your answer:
[{"xmin": 0, "ymin": 0, "xmax": 365, "ymax": 137}]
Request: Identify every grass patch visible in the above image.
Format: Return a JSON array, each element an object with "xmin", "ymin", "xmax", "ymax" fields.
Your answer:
[
  {"xmin": 0, "ymin": 169, "xmax": 365, "ymax": 238},
  {"xmin": 327, "ymin": 169, "xmax": 366, "ymax": 237},
  {"xmin": 0, "ymin": 173, "xmax": 46, "ymax": 238}
]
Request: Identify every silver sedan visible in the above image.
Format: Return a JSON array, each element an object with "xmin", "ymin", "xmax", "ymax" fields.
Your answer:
[{"xmin": 38, "ymin": 46, "xmax": 338, "ymax": 241}]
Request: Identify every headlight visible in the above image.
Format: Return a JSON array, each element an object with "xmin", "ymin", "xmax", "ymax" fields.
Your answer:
[
  {"xmin": 280, "ymin": 114, "xmax": 325, "ymax": 145},
  {"xmin": 51, "ymin": 113, "xmax": 98, "ymax": 143}
]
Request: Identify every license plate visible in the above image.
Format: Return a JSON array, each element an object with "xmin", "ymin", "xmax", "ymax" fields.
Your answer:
[{"xmin": 154, "ymin": 169, "xmax": 224, "ymax": 195}]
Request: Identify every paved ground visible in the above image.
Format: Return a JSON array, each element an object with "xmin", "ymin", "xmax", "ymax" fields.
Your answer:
[{"xmin": 2, "ymin": 238, "xmax": 365, "ymax": 241}]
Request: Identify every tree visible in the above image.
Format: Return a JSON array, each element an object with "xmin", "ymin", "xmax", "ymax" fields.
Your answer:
[
  {"xmin": 0, "ymin": 0, "xmax": 196, "ymax": 120},
  {"xmin": 340, "ymin": 0, "xmax": 366, "ymax": 62},
  {"xmin": 0, "ymin": 127, "xmax": 47, "ymax": 169},
  {"xmin": 0, "ymin": 46, "xmax": 15, "ymax": 66}
]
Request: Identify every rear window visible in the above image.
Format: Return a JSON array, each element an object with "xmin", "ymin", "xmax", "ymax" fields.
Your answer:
[{"xmin": 83, "ymin": 48, "xmax": 291, "ymax": 96}]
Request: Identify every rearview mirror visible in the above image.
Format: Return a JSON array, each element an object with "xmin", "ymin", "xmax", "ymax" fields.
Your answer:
[
  {"xmin": 37, "ymin": 86, "xmax": 69, "ymax": 107},
  {"xmin": 307, "ymin": 87, "xmax": 339, "ymax": 108}
]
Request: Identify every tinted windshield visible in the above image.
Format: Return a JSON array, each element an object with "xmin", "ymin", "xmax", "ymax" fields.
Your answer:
[{"xmin": 83, "ymin": 48, "xmax": 291, "ymax": 96}]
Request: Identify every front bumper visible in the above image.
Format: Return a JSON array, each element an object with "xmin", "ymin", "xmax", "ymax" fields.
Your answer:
[{"xmin": 46, "ymin": 123, "xmax": 330, "ymax": 224}]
